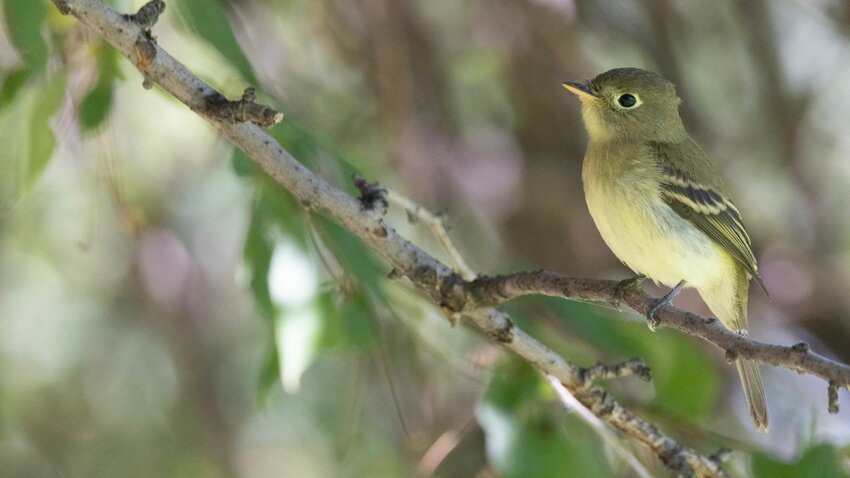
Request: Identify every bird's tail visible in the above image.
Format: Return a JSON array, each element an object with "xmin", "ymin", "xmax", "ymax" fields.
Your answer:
[
  {"xmin": 700, "ymin": 268, "xmax": 769, "ymax": 430},
  {"xmin": 736, "ymin": 358, "xmax": 768, "ymax": 431}
]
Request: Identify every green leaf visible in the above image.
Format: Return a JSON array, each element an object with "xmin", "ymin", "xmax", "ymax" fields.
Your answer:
[
  {"xmin": 484, "ymin": 359, "xmax": 543, "ymax": 411},
  {"xmin": 272, "ymin": 120, "xmax": 323, "ymax": 169},
  {"xmin": 231, "ymin": 149, "xmax": 260, "ymax": 177},
  {"xmin": 319, "ymin": 292, "xmax": 378, "ymax": 351},
  {"xmin": 314, "ymin": 216, "xmax": 385, "ymax": 298},
  {"xmin": 80, "ymin": 46, "xmax": 120, "ymax": 131},
  {"xmin": 531, "ymin": 296, "xmax": 720, "ymax": 422},
  {"xmin": 648, "ymin": 331, "xmax": 720, "ymax": 420},
  {"xmin": 753, "ymin": 444, "xmax": 850, "ymax": 478},
  {"xmin": 0, "ymin": 68, "xmax": 31, "ymax": 111},
  {"xmin": 26, "ymin": 74, "xmax": 66, "ymax": 187},
  {"xmin": 478, "ymin": 359, "xmax": 613, "ymax": 478},
  {"xmin": 80, "ymin": 79, "xmax": 113, "ymax": 131},
  {"xmin": 171, "ymin": 0, "xmax": 257, "ymax": 83},
  {"xmin": 243, "ymin": 196, "xmax": 276, "ymax": 322},
  {"xmin": 256, "ymin": 339, "xmax": 281, "ymax": 407},
  {"xmin": 338, "ymin": 295, "xmax": 378, "ymax": 349},
  {"xmin": 272, "ymin": 118, "xmax": 366, "ymax": 179},
  {"xmin": 3, "ymin": 0, "xmax": 48, "ymax": 72}
]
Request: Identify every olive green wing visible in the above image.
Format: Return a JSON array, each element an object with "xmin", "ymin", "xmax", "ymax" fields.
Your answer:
[{"xmin": 652, "ymin": 144, "xmax": 766, "ymax": 293}]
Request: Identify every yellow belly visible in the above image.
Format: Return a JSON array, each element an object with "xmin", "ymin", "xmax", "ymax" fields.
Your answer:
[{"xmin": 584, "ymin": 176, "xmax": 732, "ymax": 290}]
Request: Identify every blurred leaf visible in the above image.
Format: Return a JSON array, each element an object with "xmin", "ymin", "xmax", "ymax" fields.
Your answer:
[
  {"xmin": 80, "ymin": 79, "xmax": 113, "ymax": 131},
  {"xmin": 639, "ymin": 327, "xmax": 720, "ymax": 420},
  {"xmin": 0, "ymin": 68, "xmax": 31, "ymax": 111},
  {"xmin": 314, "ymin": 216, "xmax": 385, "ymax": 298},
  {"xmin": 256, "ymin": 339, "xmax": 281, "ymax": 407},
  {"xmin": 478, "ymin": 359, "xmax": 612, "ymax": 478},
  {"xmin": 260, "ymin": 181, "xmax": 309, "ymax": 249},
  {"xmin": 529, "ymin": 297, "xmax": 720, "ymax": 422},
  {"xmin": 337, "ymin": 296, "xmax": 378, "ymax": 349},
  {"xmin": 231, "ymin": 149, "xmax": 261, "ymax": 177},
  {"xmin": 280, "ymin": 118, "xmax": 370, "ymax": 183},
  {"xmin": 244, "ymin": 194, "xmax": 276, "ymax": 322},
  {"xmin": 272, "ymin": 120, "xmax": 323, "ymax": 169},
  {"xmin": 274, "ymin": 304, "xmax": 323, "ymax": 393},
  {"xmin": 26, "ymin": 74, "xmax": 66, "ymax": 187},
  {"xmin": 243, "ymin": 174, "xmax": 311, "ymax": 322},
  {"xmin": 3, "ymin": 0, "xmax": 48, "ymax": 72},
  {"xmin": 319, "ymin": 292, "xmax": 378, "ymax": 351},
  {"xmin": 80, "ymin": 46, "xmax": 120, "ymax": 131},
  {"xmin": 171, "ymin": 0, "xmax": 256, "ymax": 83},
  {"xmin": 484, "ymin": 358, "xmax": 543, "ymax": 411},
  {"xmin": 752, "ymin": 444, "xmax": 849, "ymax": 478}
]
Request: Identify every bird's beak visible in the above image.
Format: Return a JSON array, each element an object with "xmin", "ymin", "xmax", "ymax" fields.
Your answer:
[{"xmin": 562, "ymin": 81, "xmax": 597, "ymax": 99}]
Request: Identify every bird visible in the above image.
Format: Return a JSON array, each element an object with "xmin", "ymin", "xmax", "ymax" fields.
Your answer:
[{"xmin": 563, "ymin": 67, "xmax": 768, "ymax": 430}]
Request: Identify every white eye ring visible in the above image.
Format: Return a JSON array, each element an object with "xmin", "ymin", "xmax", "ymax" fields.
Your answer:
[{"xmin": 616, "ymin": 93, "xmax": 641, "ymax": 109}]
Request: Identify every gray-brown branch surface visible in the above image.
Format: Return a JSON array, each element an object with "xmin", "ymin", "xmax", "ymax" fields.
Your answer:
[
  {"xmin": 48, "ymin": 0, "xmax": 843, "ymax": 475},
  {"xmin": 465, "ymin": 271, "xmax": 850, "ymax": 386},
  {"xmin": 465, "ymin": 271, "xmax": 850, "ymax": 404}
]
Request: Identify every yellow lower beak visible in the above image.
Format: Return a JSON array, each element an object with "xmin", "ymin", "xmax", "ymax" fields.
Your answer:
[{"xmin": 562, "ymin": 81, "xmax": 597, "ymax": 99}]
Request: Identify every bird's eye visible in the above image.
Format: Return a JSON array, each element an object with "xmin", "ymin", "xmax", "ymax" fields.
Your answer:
[{"xmin": 617, "ymin": 94, "xmax": 637, "ymax": 108}]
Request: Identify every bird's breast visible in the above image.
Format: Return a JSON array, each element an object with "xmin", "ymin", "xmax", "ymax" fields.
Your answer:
[{"xmin": 582, "ymin": 145, "xmax": 731, "ymax": 289}]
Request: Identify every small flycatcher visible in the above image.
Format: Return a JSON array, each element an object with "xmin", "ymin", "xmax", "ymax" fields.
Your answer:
[{"xmin": 563, "ymin": 67, "xmax": 768, "ymax": 430}]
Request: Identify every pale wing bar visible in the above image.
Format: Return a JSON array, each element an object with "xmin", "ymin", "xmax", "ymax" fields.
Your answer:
[{"xmin": 659, "ymin": 166, "xmax": 766, "ymax": 292}]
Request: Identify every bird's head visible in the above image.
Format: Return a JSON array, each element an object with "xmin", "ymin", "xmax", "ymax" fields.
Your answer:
[{"xmin": 563, "ymin": 67, "xmax": 686, "ymax": 143}]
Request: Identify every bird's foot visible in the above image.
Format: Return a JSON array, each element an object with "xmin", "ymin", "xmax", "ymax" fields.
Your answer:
[
  {"xmin": 644, "ymin": 280, "xmax": 686, "ymax": 332},
  {"xmin": 612, "ymin": 274, "xmax": 647, "ymax": 310},
  {"xmin": 646, "ymin": 298, "xmax": 665, "ymax": 331}
]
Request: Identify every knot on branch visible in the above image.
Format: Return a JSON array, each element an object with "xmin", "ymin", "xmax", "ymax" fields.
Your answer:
[
  {"xmin": 487, "ymin": 317, "xmax": 515, "ymax": 344},
  {"xmin": 203, "ymin": 88, "xmax": 284, "ymax": 128},
  {"xmin": 132, "ymin": 33, "xmax": 158, "ymax": 88},
  {"xmin": 124, "ymin": 0, "xmax": 165, "ymax": 31},
  {"xmin": 51, "ymin": 0, "xmax": 71, "ymax": 14},
  {"xmin": 791, "ymin": 342, "xmax": 810, "ymax": 354},
  {"xmin": 438, "ymin": 272, "xmax": 467, "ymax": 314},
  {"xmin": 709, "ymin": 447, "xmax": 732, "ymax": 466},
  {"xmin": 581, "ymin": 359, "xmax": 652, "ymax": 384},
  {"xmin": 828, "ymin": 381, "xmax": 840, "ymax": 414},
  {"xmin": 353, "ymin": 174, "xmax": 388, "ymax": 215},
  {"xmin": 658, "ymin": 446, "xmax": 691, "ymax": 478},
  {"xmin": 353, "ymin": 174, "xmax": 389, "ymax": 236},
  {"xmin": 576, "ymin": 386, "xmax": 615, "ymax": 417}
]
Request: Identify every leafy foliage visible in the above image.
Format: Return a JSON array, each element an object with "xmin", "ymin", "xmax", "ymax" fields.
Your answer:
[
  {"xmin": 80, "ymin": 46, "xmax": 120, "ymax": 131},
  {"xmin": 523, "ymin": 296, "xmax": 720, "ymax": 423},
  {"xmin": 171, "ymin": 0, "xmax": 257, "ymax": 84},
  {"xmin": 25, "ymin": 74, "xmax": 66, "ymax": 187},
  {"xmin": 479, "ymin": 359, "xmax": 615, "ymax": 478},
  {"xmin": 752, "ymin": 444, "xmax": 850, "ymax": 478},
  {"xmin": 3, "ymin": 0, "xmax": 48, "ymax": 73}
]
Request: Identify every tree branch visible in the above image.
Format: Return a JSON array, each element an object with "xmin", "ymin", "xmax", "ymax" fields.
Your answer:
[
  {"xmin": 52, "ymin": 0, "xmax": 848, "ymax": 476},
  {"xmin": 465, "ymin": 271, "xmax": 850, "ymax": 412}
]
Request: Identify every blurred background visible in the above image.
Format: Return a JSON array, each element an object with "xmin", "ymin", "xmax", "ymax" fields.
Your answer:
[{"xmin": 2, "ymin": 0, "xmax": 850, "ymax": 476}]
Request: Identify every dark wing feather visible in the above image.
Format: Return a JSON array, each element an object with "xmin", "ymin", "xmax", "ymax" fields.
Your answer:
[{"xmin": 659, "ymin": 164, "xmax": 767, "ymax": 293}]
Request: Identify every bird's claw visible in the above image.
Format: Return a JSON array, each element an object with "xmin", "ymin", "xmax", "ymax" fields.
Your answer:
[
  {"xmin": 612, "ymin": 274, "xmax": 647, "ymax": 310},
  {"xmin": 646, "ymin": 298, "xmax": 663, "ymax": 331},
  {"xmin": 643, "ymin": 280, "xmax": 686, "ymax": 332}
]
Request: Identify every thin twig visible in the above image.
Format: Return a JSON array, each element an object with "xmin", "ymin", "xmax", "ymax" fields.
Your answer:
[{"xmin": 387, "ymin": 190, "xmax": 476, "ymax": 280}]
